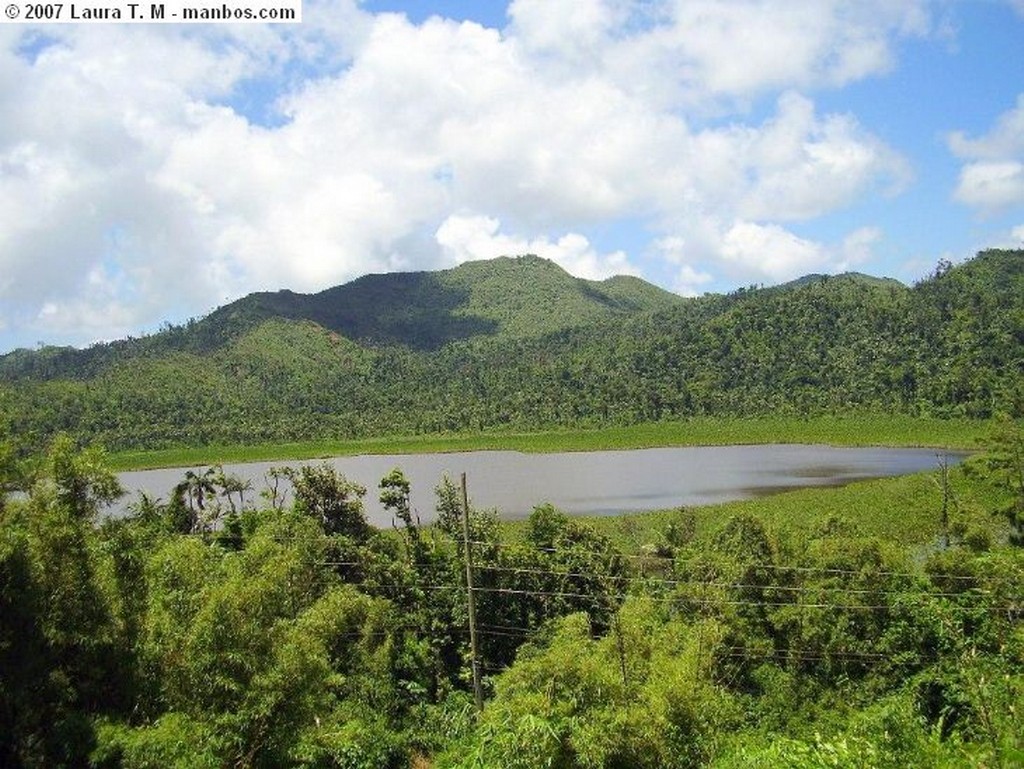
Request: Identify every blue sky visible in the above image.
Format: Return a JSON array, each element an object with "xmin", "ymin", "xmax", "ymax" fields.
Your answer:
[{"xmin": 1, "ymin": 0, "xmax": 1023, "ymax": 352}]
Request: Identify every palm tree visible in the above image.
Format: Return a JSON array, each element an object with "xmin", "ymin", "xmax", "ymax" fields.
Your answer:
[
  {"xmin": 173, "ymin": 467, "xmax": 218, "ymax": 533},
  {"xmin": 213, "ymin": 466, "xmax": 252, "ymax": 515}
]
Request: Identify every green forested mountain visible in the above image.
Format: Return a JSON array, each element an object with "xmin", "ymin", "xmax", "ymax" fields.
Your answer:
[
  {"xmin": 1, "ymin": 255, "xmax": 1023, "ymax": 768},
  {"xmin": 0, "ymin": 254, "xmax": 684, "ymax": 376},
  {"xmin": 1, "ymin": 250, "xmax": 1023, "ymax": 452},
  {"xmin": 199, "ymin": 254, "xmax": 684, "ymax": 352}
]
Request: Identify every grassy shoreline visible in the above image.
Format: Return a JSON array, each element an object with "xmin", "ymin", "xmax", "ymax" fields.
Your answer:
[
  {"xmin": 573, "ymin": 459, "xmax": 1009, "ymax": 552},
  {"xmin": 107, "ymin": 415, "xmax": 990, "ymax": 471}
]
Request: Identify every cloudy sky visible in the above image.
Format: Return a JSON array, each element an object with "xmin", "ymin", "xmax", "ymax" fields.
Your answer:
[{"xmin": 2, "ymin": 0, "xmax": 1023, "ymax": 352}]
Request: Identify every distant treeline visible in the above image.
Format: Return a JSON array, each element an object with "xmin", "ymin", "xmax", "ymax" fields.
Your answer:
[{"xmin": 1, "ymin": 250, "xmax": 1022, "ymax": 452}]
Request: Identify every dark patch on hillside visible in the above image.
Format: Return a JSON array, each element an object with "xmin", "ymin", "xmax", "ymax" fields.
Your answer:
[
  {"xmin": 301, "ymin": 272, "xmax": 499, "ymax": 349},
  {"xmin": 0, "ymin": 255, "xmax": 684, "ymax": 379}
]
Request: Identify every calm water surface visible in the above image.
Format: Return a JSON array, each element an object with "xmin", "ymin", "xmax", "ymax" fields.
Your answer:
[{"xmin": 113, "ymin": 445, "xmax": 963, "ymax": 526}]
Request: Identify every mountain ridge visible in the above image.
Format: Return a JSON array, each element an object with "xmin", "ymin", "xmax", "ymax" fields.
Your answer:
[
  {"xmin": 0, "ymin": 256, "xmax": 913, "ymax": 369},
  {"xmin": 1, "ymin": 249, "xmax": 1021, "ymax": 452},
  {"xmin": 208, "ymin": 254, "xmax": 687, "ymax": 349},
  {"xmin": 0, "ymin": 255, "xmax": 686, "ymax": 376}
]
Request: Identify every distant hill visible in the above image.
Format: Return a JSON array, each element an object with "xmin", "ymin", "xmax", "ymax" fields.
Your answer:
[
  {"xmin": 214, "ymin": 254, "xmax": 685, "ymax": 349},
  {"xmin": 1, "ymin": 250, "xmax": 1022, "ymax": 452},
  {"xmin": 774, "ymin": 271, "xmax": 906, "ymax": 291},
  {"xmin": 0, "ymin": 256, "xmax": 685, "ymax": 380}
]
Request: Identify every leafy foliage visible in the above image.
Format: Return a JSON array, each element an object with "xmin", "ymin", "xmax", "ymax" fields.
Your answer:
[
  {"xmin": 2, "ymin": 247, "xmax": 1024, "ymax": 765},
  {"xmin": 0, "ymin": 434, "xmax": 1022, "ymax": 767},
  {"xmin": 3, "ymin": 251, "xmax": 1023, "ymax": 454}
]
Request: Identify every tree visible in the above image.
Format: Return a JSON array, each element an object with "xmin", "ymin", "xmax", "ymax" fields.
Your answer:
[
  {"xmin": 440, "ymin": 606, "xmax": 735, "ymax": 769},
  {"xmin": 0, "ymin": 436, "xmax": 130, "ymax": 766},
  {"xmin": 434, "ymin": 474, "xmax": 463, "ymax": 539},
  {"xmin": 287, "ymin": 463, "xmax": 369, "ymax": 541},
  {"xmin": 0, "ymin": 431, "xmax": 22, "ymax": 516},
  {"xmin": 171, "ymin": 467, "xmax": 218, "ymax": 534},
  {"xmin": 212, "ymin": 465, "xmax": 252, "ymax": 515},
  {"xmin": 380, "ymin": 467, "xmax": 424, "ymax": 559},
  {"xmin": 45, "ymin": 433, "xmax": 123, "ymax": 520},
  {"xmin": 986, "ymin": 419, "xmax": 1024, "ymax": 545},
  {"xmin": 0, "ymin": 526, "xmax": 50, "ymax": 766}
]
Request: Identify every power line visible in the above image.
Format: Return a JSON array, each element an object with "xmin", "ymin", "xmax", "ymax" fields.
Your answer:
[
  {"xmin": 315, "ymin": 558, "xmax": 1018, "ymax": 610},
  {"xmin": 471, "ymin": 562, "xmax": 999, "ymax": 600},
  {"xmin": 465, "ymin": 539, "xmax": 1000, "ymax": 583},
  {"xmin": 141, "ymin": 528, "xmax": 1010, "ymax": 587},
  {"xmin": 450, "ymin": 584, "xmax": 1021, "ymax": 614}
]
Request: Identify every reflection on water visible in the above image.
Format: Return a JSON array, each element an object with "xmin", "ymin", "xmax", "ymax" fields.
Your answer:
[
  {"xmin": 788, "ymin": 465, "xmax": 856, "ymax": 479},
  {"xmin": 113, "ymin": 445, "xmax": 966, "ymax": 526}
]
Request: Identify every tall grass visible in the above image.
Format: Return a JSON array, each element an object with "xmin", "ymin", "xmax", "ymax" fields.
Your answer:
[
  {"xmin": 576, "ymin": 456, "xmax": 1009, "ymax": 551},
  {"xmin": 108, "ymin": 415, "xmax": 990, "ymax": 471}
]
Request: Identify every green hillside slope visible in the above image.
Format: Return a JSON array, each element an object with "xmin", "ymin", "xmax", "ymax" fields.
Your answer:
[
  {"xmin": 210, "ymin": 254, "xmax": 685, "ymax": 349},
  {"xmin": 0, "ymin": 255, "xmax": 685, "ymax": 382},
  {"xmin": 1, "ymin": 250, "xmax": 1022, "ymax": 452}
]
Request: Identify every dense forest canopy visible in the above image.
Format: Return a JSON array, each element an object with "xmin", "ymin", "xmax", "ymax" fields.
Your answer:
[
  {"xmin": 0, "ymin": 428, "xmax": 1021, "ymax": 767},
  {"xmin": 2, "ymin": 250, "xmax": 1024, "ymax": 767},
  {"xmin": 1, "ymin": 249, "xmax": 1022, "ymax": 453}
]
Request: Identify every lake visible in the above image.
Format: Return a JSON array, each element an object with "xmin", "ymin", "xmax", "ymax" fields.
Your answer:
[{"xmin": 112, "ymin": 445, "xmax": 963, "ymax": 526}]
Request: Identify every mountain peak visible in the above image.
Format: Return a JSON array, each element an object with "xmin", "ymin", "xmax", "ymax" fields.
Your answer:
[
  {"xmin": 199, "ymin": 254, "xmax": 684, "ymax": 352},
  {"xmin": 776, "ymin": 272, "xmax": 905, "ymax": 291}
]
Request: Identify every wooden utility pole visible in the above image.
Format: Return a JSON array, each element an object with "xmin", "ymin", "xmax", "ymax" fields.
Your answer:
[
  {"xmin": 461, "ymin": 472, "xmax": 484, "ymax": 712},
  {"xmin": 938, "ymin": 452, "xmax": 951, "ymax": 550},
  {"xmin": 614, "ymin": 612, "xmax": 629, "ymax": 690}
]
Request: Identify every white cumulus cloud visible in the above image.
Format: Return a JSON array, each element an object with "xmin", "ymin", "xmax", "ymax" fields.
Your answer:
[
  {"xmin": 436, "ymin": 213, "xmax": 638, "ymax": 280},
  {"xmin": 720, "ymin": 221, "xmax": 828, "ymax": 282},
  {"xmin": 653, "ymin": 236, "xmax": 715, "ymax": 296},
  {"xmin": 954, "ymin": 161, "xmax": 1024, "ymax": 212},
  {"xmin": 687, "ymin": 92, "xmax": 910, "ymax": 222},
  {"xmin": 0, "ymin": 1, "xmax": 938, "ymax": 349},
  {"xmin": 950, "ymin": 94, "xmax": 1024, "ymax": 214},
  {"xmin": 511, "ymin": 0, "xmax": 933, "ymax": 110}
]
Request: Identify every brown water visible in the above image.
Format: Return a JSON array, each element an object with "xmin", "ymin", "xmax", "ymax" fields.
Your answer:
[{"xmin": 113, "ymin": 445, "xmax": 964, "ymax": 526}]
